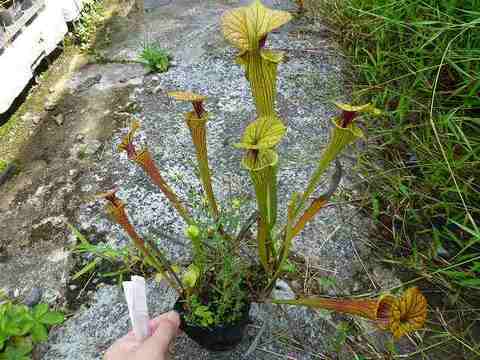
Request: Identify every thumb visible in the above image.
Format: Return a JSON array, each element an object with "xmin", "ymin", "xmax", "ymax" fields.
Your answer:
[{"xmin": 135, "ymin": 311, "xmax": 180, "ymax": 358}]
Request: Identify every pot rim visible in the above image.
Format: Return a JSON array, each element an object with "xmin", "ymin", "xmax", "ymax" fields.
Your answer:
[{"xmin": 174, "ymin": 297, "xmax": 251, "ymax": 331}]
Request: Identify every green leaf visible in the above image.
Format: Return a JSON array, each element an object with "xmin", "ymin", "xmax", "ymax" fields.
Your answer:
[
  {"xmin": 39, "ymin": 311, "xmax": 64, "ymax": 326},
  {"xmin": 4, "ymin": 307, "xmax": 32, "ymax": 337},
  {"xmin": 13, "ymin": 337, "xmax": 33, "ymax": 355},
  {"xmin": 33, "ymin": 304, "xmax": 48, "ymax": 319},
  {"xmin": 71, "ymin": 258, "xmax": 101, "ymax": 281},
  {"xmin": 0, "ymin": 333, "xmax": 7, "ymax": 350},
  {"xmin": 459, "ymin": 278, "xmax": 480, "ymax": 288},
  {"xmin": 67, "ymin": 223, "xmax": 90, "ymax": 246},
  {"xmin": 30, "ymin": 322, "xmax": 48, "ymax": 343},
  {"xmin": 280, "ymin": 259, "xmax": 296, "ymax": 273},
  {"xmin": 182, "ymin": 264, "xmax": 200, "ymax": 289},
  {"xmin": 317, "ymin": 276, "xmax": 337, "ymax": 289},
  {"xmin": 2, "ymin": 338, "xmax": 33, "ymax": 359},
  {"xmin": 14, "ymin": 321, "xmax": 32, "ymax": 338}
]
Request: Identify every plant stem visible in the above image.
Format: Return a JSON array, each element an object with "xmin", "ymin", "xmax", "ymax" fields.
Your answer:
[
  {"xmin": 247, "ymin": 153, "xmax": 278, "ymax": 272},
  {"xmin": 105, "ymin": 201, "xmax": 183, "ymax": 293},
  {"xmin": 134, "ymin": 149, "xmax": 194, "ymax": 225},
  {"xmin": 242, "ymin": 51, "xmax": 279, "ymax": 117},
  {"xmin": 272, "ymin": 297, "xmax": 380, "ymax": 320},
  {"xmin": 295, "ymin": 122, "xmax": 361, "ymax": 217}
]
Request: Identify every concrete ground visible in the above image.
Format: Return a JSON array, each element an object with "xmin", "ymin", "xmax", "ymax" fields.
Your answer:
[{"xmin": 0, "ymin": 0, "xmax": 415, "ymax": 359}]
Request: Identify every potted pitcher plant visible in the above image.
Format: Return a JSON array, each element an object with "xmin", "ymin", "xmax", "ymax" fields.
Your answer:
[{"xmin": 98, "ymin": 0, "xmax": 427, "ymax": 352}]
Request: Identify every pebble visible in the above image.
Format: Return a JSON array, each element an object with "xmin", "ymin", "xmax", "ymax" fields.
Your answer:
[
  {"xmin": 22, "ymin": 112, "xmax": 41, "ymax": 125},
  {"xmin": 76, "ymin": 133, "xmax": 85, "ymax": 142},
  {"xmin": 23, "ymin": 287, "xmax": 43, "ymax": 307},
  {"xmin": 127, "ymin": 77, "xmax": 143, "ymax": 86},
  {"xmin": 44, "ymin": 100, "xmax": 56, "ymax": 111},
  {"xmin": 54, "ymin": 113, "xmax": 64, "ymax": 126},
  {"xmin": 84, "ymin": 140, "xmax": 102, "ymax": 155},
  {"xmin": 273, "ymin": 279, "xmax": 295, "ymax": 300},
  {"xmin": 327, "ymin": 287, "xmax": 337, "ymax": 296},
  {"xmin": 372, "ymin": 265, "xmax": 386, "ymax": 279}
]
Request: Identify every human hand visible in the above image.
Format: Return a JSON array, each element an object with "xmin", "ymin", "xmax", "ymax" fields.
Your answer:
[{"xmin": 105, "ymin": 311, "xmax": 180, "ymax": 360}]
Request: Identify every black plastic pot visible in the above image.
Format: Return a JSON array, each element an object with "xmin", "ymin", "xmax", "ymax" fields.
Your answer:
[{"xmin": 174, "ymin": 299, "xmax": 251, "ymax": 352}]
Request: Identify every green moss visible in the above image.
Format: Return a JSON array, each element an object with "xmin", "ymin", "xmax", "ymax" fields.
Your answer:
[{"xmin": 0, "ymin": 159, "xmax": 8, "ymax": 172}]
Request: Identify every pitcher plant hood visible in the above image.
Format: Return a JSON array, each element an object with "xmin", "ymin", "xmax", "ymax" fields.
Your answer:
[
  {"xmin": 236, "ymin": 115, "xmax": 286, "ymax": 150},
  {"xmin": 118, "ymin": 119, "xmax": 141, "ymax": 159},
  {"xmin": 386, "ymin": 287, "xmax": 428, "ymax": 339},
  {"xmin": 273, "ymin": 287, "xmax": 428, "ymax": 339},
  {"xmin": 168, "ymin": 90, "xmax": 207, "ymax": 118},
  {"xmin": 221, "ymin": 1, "xmax": 292, "ymax": 117},
  {"xmin": 117, "ymin": 121, "xmax": 194, "ymax": 225},
  {"xmin": 335, "ymin": 102, "xmax": 382, "ymax": 128},
  {"xmin": 221, "ymin": 0, "xmax": 292, "ymax": 52}
]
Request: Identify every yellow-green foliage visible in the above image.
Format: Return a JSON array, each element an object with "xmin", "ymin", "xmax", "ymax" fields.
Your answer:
[
  {"xmin": 0, "ymin": 160, "xmax": 7, "ymax": 173},
  {"xmin": 0, "ymin": 301, "xmax": 64, "ymax": 358}
]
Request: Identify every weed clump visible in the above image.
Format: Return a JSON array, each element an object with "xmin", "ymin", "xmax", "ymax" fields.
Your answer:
[
  {"xmin": 138, "ymin": 43, "xmax": 170, "ymax": 73},
  {"xmin": 0, "ymin": 297, "xmax": 64, "ymax": 359}
]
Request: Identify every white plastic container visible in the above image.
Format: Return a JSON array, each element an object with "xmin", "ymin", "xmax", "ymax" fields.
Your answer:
[
  {"xmin": 60, "ymin": 0, "xmax": 85, "ymax": 22},
  {"xmin": 0, "ymin": 0, "xmax": 84, "ymax": 114}
]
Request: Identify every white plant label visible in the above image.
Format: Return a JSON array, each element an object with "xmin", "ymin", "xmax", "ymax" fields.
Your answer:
[{"xmin": 122, "ymin": 275, "xmax": 150, "ymax": 341}]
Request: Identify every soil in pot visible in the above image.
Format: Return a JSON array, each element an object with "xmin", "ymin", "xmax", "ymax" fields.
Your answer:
[{"xmin": 174, "ymin": 299, "xmax": 251, "ymax": 352}]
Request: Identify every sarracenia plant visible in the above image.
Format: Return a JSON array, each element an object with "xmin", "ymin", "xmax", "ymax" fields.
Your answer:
[{"xmin": 97, "ymin": 0, "xmax": 427, "ymax": 338}]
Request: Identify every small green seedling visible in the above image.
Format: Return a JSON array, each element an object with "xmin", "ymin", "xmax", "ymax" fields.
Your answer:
[{"xmin": 138, "ymin": 44, "xmax": 170, "ymax": 73}]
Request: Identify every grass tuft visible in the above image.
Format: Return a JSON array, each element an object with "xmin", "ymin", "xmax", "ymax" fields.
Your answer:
[
  {"xmin": 306, "ymin": 0, "xmax": 480, "ymax": 357},
  {"xmin": 138, "ymin": 43, "xmax": 171, "ymax": 73}
]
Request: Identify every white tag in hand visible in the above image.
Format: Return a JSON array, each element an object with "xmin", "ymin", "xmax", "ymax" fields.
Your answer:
[{"xmin": 123, "ymin": 275, "xmax": 150, "ymax": 341}]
